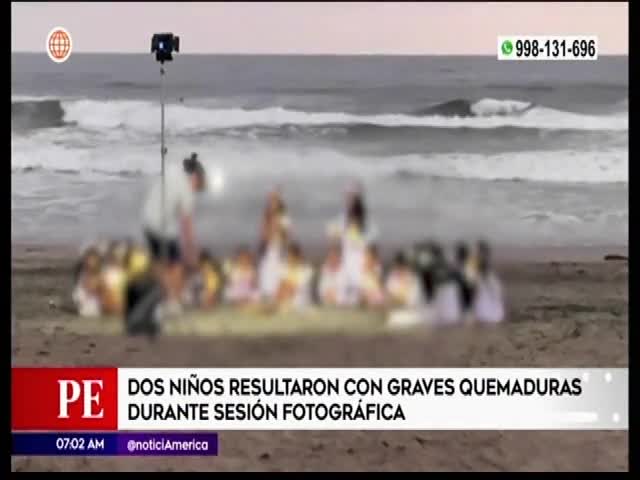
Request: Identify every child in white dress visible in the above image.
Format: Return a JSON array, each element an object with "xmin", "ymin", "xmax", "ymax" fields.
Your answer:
[
  {"xmin": 318, "ymin": 244, "xmax": 348, "ymax": 307},
  {"xmin": 257, "ymin": 188, "xmax": 291, "ymax": 302},
  {"xmin": 72, "ymin": 246, "xmax": 103, "ymax": 318},
  {"xmin": 385, "ymin": 251, "xmax": 422, "ymax": 308},
  {"xmin": 471, "ymin": 241, "xmax": 505, "ymax": 324},
  {"xmin": 326, "ymin": 184, "xmax": 378, "ymax": 307},
  {"xmin": 224, "ymin": 247, "xmax": 259, "ymax": 306}
]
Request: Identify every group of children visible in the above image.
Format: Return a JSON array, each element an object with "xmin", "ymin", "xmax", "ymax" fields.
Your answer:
[
  {"xmin": 72, "ymin": 240, "xmax": 151, "ymax": 318},
  {"xmin": 71, "ymin": 186, "xmax": 505, "ymax": 326},
  {"xmin": 385, "ymin": 240, "xmax": 505, "ymax": 328}
]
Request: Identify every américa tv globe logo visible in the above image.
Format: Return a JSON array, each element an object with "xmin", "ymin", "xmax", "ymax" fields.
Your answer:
[{"xmin": 46, "ymin": 27, "xmax": 72, "ymax": 63}]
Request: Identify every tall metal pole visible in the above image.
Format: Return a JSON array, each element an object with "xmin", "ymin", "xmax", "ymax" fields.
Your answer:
[{"xmin": 160, "ymin": 65, "xmax": 167, "ymax": 263}]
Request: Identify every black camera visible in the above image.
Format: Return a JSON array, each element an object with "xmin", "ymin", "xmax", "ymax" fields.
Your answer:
[{"xmin": 151, "ymin": 33, "xmax": 180, "ymax": 63}]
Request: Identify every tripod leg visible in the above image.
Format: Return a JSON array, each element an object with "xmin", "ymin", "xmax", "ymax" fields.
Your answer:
[{"xmin": 126, "ymin": 281, "xmax": 165, "ymax": 337}]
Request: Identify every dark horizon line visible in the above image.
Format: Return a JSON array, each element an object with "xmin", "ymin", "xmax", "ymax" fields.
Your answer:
[{"xmin": 12, "ymin": 51, "xmax": 629, "ymax": 57}]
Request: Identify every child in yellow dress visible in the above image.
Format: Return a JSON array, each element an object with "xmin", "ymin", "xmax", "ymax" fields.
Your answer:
[
  {"xmin": 195, "ymin": 251, "xmax": 223, "ymax": 309},
  {"xmin": 125, "ymin": 242, "xmax": 151, "ymax": 282},
  {"xmin": 276, "ymin": 243, "xmax": 314, "ymax": 312},
  {"xmin": 100, "ymin": 241, "xmax": 129, "ymax": 316}
]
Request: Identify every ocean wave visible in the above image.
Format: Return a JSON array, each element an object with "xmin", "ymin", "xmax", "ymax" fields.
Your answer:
[
  {"xmin": 156, "ymin": 123, "xmax": 628, "ymax": 145},
  {"xmin": 520, "ymin": 211, "xmax": 584, "ymax": 224},
  {"xmin": 11, "ymin": 97, "xmax": 628, "ymax": 133},
  {"xmin": 386, "ymin": 150, "xmax": 628, "ymax": 184},
  {"xmin": 12, "ymin": 166, "xmax": 144, "ymax": 178},
  {"xmin": 411, "ymin": 98, "xmax": 534, "ymax": 117},
  {"xmin": 12, "ymin": 99, "xmax": 69, "ymax": 130},
  {"xmin": 11, "ymin": 135, "xmax": 628, "ymax": 185}
]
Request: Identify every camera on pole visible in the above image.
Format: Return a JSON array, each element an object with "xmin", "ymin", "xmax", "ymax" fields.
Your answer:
[
  {"xmin": 151, "ymin": 33, "xmax": 180, "ymax": 64},
  {"xmin": 124, "ymin": 33, "xmax": 181, "ymax": 338},
  {"xmin": 150, "ymin": 33, "xmax": 180, "ymax": 263}
]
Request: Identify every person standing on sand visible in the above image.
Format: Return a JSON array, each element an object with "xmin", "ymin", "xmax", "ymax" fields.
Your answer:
[
  {"xmin": 470, "ymin": 241, "xmax": 505, "ymax": 324},
  {"xmin": 141, "ymin": 153, "xmax": 207, "ymax": 314},
  {"xmin": 326, "ymin": 183, "xmax": 378, "ymax": 306},
  {"xmin": 257, "ymin": 187, "xmax": 291, "ymax": 302}
]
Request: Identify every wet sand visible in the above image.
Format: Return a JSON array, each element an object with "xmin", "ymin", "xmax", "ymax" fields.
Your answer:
[{"xmin": 11, "ymin": 245, "xmax": 628, "ymax": 471}]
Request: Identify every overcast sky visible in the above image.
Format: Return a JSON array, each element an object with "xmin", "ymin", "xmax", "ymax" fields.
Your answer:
[{"xmin": 12, "ymin": 2, "xmax": 628, "ymax": 55}]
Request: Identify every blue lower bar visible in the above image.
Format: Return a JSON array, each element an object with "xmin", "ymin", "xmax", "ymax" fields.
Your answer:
[
  {"xmin": 13, "ymin": 432, "xmax": 118, "ymax": 456},
  {"xmin": 12, "ymin": 432, "xmax": 219, "ymax": 456}
]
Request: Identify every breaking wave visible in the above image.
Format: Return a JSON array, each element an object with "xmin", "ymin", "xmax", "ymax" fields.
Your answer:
[{"xmin": 11, "ymin": 96, "xmax": 627, "ymax": 133}]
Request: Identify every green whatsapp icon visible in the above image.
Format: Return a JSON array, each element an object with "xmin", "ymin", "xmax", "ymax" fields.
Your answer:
[{"xmin": 501, "ymin": 40, "xmax": 513, "ymax": 56}]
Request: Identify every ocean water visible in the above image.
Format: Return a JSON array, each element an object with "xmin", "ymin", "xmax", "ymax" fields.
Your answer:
[{"xmin": 11, "ymin": 54, "xmax": 628, "ymax": 250}]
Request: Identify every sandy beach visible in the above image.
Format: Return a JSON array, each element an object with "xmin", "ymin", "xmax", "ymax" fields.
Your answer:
[{"xmin": 10, "ymin": 244, "xmax": 628, "ymax": 471}]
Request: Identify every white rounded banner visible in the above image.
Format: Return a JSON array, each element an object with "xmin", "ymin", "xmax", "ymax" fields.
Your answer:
[{"xmin": 117, "ymin": 368, "xmax": 628, "ymax": 431}]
